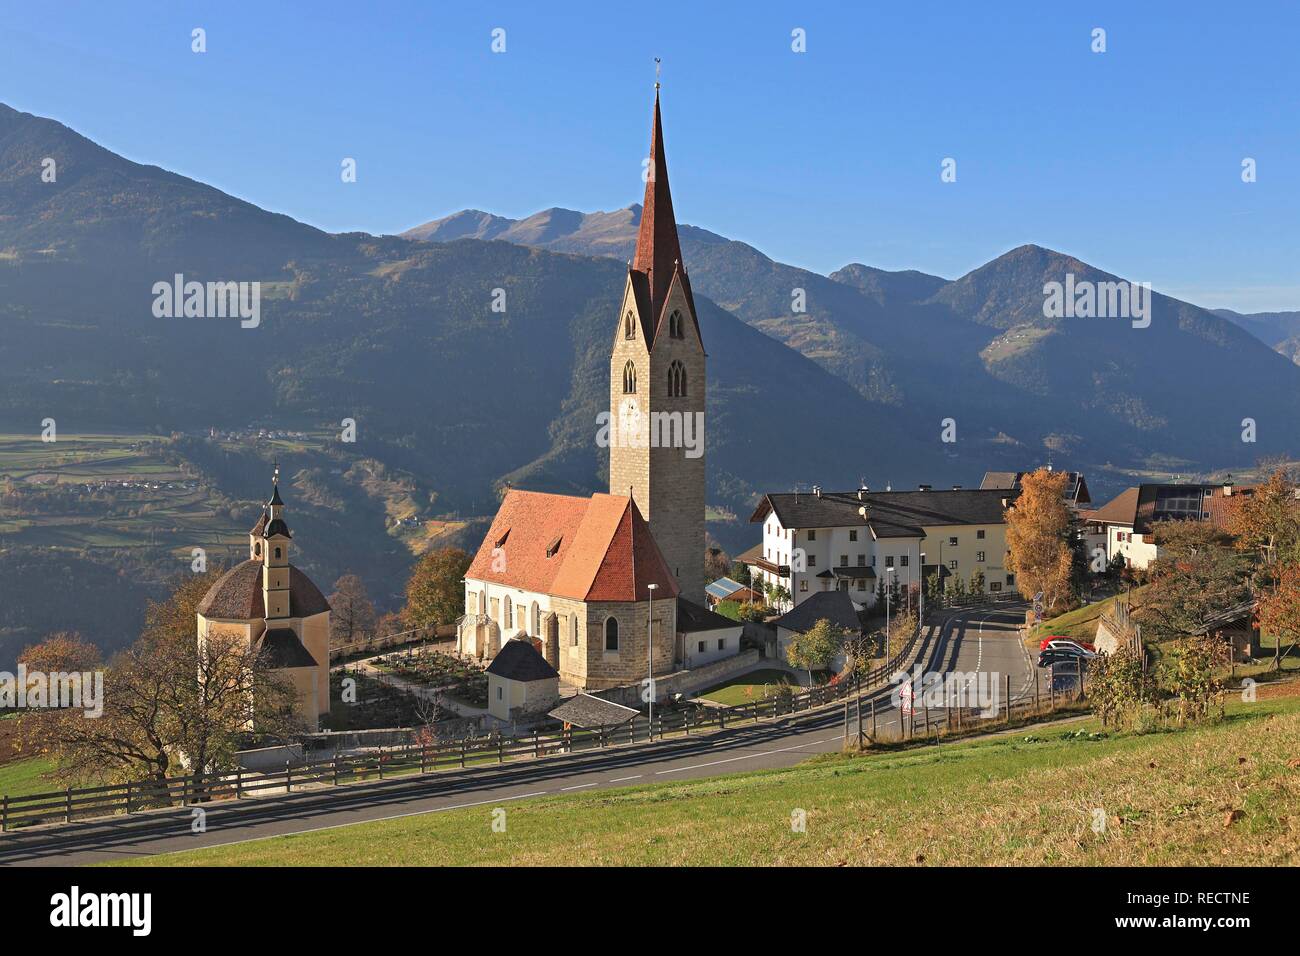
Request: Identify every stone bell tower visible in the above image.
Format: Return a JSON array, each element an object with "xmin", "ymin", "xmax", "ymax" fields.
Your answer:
[{"xmin": 608, "ymin": 82, "xmax": 706, "ymax": 603}]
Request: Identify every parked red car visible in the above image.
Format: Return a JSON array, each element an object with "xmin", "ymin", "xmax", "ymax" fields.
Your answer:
[{"xmin": 1038, "ymin": 635, "xmax": 1095, "ymax": 653}]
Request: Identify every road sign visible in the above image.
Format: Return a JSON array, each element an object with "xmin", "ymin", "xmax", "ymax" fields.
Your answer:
[{"xmin": 899, "ymin": 681, "xmax": 915, "ymax": 715}]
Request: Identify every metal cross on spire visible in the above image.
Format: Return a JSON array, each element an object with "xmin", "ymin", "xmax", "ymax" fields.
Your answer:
[{"xmin": 654, "ymin": 57, "xmax": 661, "ymax": 90}]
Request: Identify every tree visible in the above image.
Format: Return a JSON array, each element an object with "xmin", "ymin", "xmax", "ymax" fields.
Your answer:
[
  {"xmin": 404, "ymin": 547, "xmax": 472, "ymax": 629},
  {"xmin": 1142, "ymin": 521, "xmax": 1250, "ymax": 640},
  {"xmin": 1087, "ymin": 647, "xmax": 1153, "ymax": 730},
  {"xmin": 18, "ymin": 631, "xmax": 102, "ymax": 674},
  {"xmin": 731, "ymin": 561, "xmax": 752, "ymax": 587},
  {"xmin": 969, "ymin": 568, "xmax": 985, "ymax": 596},
  {"xmin": 771, "ymin": 583, "xmax": 792, "ymax": 611},
  {"xmin": 785, "ymin": 618, "xmax": 846, "ymax": 684},
  {"xmin": 1005, "ymin": 468, "xmax": 1075, "ymax": 613},
  {"xmin": 21, "ymin": 574, "xmax": 301, "ymax": 792},
  {"xmin": 1160, "ymin": 635, "xmax": 1226, "ymax": 725},
  {"xmin": 704, "ymin": 542, "xmax": 731, "ymax": 583},
  {"xmin": 329, "ymin": 573, "xmax": 377, "ymax": 648},
  {"xmin": 1257, "ymin": 561, "xmax": 1300, "ymax": 672},
  {"xmin": 1228, "ymin": 468, "xmax": 1300, "ymax": 568}
]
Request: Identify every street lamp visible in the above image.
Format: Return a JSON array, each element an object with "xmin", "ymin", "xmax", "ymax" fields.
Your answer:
[
  {"xmin": 919, "ymin": 552, "xmax": 926, "ymax": 625},
  {"xmin": 647, "ymin": 582, "xmax": 658, "ymax": 739}
]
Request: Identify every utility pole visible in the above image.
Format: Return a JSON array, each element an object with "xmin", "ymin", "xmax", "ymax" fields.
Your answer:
[{"xmin": 647, "ymin": 582, "xmax": 658, "ymax": 738}]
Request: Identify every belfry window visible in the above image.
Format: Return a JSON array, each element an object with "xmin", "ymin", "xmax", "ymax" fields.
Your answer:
[
  {"xmin": 668, "ymin": 360, "xmax": 687, "ymax": 397},
  {"xmin": 622, "ymin": 360, "xmax": 637, "ymax": 394},
  {"xmin": 669, "ymin": 310, "xmax": 684, "ymax": 338},
  {"xmin": 624, "ymin": 311, "xmax": 636, "ymax": 339}
]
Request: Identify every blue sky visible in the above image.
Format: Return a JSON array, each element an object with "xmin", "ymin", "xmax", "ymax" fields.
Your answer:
[{"xmin": 4, "ymin": 0, "xmax": 1298, "ymax": 310}]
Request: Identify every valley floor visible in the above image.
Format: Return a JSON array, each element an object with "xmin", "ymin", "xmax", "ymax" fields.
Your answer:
[{"xmin": 121, "ymin": 696, "xmax": 1300, "ymax": 867}]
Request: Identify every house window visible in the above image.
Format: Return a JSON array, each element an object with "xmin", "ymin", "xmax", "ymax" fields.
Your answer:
[
  {"xmin": 604, "ymin": 617, "xmax": 619, "ymax": 651},
  {"xmin": 807, "ymin": 555, "xmax": 817, "ymax": 568},
  {"xmin": 1006, "ymin": 573, "xmax": 1016, "ymax": 585},
  {"xmin": 857, "ymin": 555, "xmax": 866, "ymax": 567},
  {"xmin": 497, "ymin": 686, "xmax": 503, "ymax": 700},
  {"xmin": 990, "ymin": 582, "xmax": 1002, "ymax": 592},
  {"xmin": 948, "ymin": 560, "xmax": 958, "ymax": 570},
  {"xmin": 886, "ymin": 556, "xmax": 894, "ymax": 568},
  {"xmin": 624, "ymin": 311, "xmax": 636, "ymax": 339},
  {"xmin": 698, "ymin": 641, "xmax": 705, "ymax": 654},
  {"xmin": 856, "ymin": 580, "xmax": 866, "ymax": 591},
  {"xmin": 977, "ymin": 529, "xmax": 986, "ymax": 540},
  {"xmin": 976, "ymin": 551, "xmax": 986, "ymax": 562},
  {"xmin": 668, "ymin": 360, "xmax": 687, "ymax": 397},
  {"xmin": 807, "ymin": 530, "xmax": 817, "ymax": 541},
  {"xmin": 800, "ymin": 580, "xmax": 808, "ymax": 592},
  {"xmin": 948, "ymin": 537, "xmax": 958, "ymax": 547},
  {"xmin": 849, "ymin": 529, "xmax": 858, "ymax": 541},
  {"xmin": 840, "ymin": 555, "xmax": 848, "ymax": 567},
  {"xmin": 900, "ymin": 555, "xmax": 909, "ymax": 567},
  {"xmin": 717, "ymin": 639, "xmax": 725, "ymax": 651},
  {"xmin": 622, "ymin": 360, "xmax": 637, "ymax": 394}
]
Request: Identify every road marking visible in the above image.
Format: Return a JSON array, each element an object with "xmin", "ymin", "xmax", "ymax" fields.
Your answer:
[
  {"xmin": 148, "ymin": 790, "xmax": 554, "ymax": 857},
  {"xmin": 560, "ymin": 783, "xmax": 595, "ymax": 791},
  {"xmin": 654, "ymin": 739, "xmax": 820, "ymax": 775},
  {"xmin": 609, "ymin": 775, "xmax": 642, "ymax": 782}
]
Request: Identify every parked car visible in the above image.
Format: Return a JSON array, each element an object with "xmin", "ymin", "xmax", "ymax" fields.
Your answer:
[
  {"xmin": 1038, "ymin": 635, "xmax": 1096, "ymax": 653},
  {"xmin": 1037, "ymin": 649, "xmax": 1091, "ymax": 670},
  {"xmin": 1043, "ymin": 639, "xmax": 1097, "ymax": 658}
]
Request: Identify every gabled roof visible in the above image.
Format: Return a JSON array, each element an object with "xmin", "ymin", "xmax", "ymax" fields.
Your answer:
[
  {"xmin": 979, "ymin": 469, "xmax": 1091, "ymax": 504},
  {"xmin": 677, "ymin": 596, "xmax": 740, "ymax": 634},
  {"xmin": 256, "ymin": 628, "xmax": 318, "ymax": 669},
  {"xmin": 485, "ymin": 638, "xmax": 559, "ymax": 682},
  {"xmin": 1091, "ymin": 487, "xmax": 1140, "ymax": 526},
  {"xmin": 704, "ymin": 576, "xmax": 747, "ymax": 600},
  {"xmin": 751, "ymin": 488, "xmax": 1015, "ymax": 537},
  {"xmin": 773, "ymin": 590, "xmax": 863, "ymax": 635},
  {"xmin": 548, "ymin": 693, "xmax": 640, "ymax": 728},
  {"xmin": 466, "ymin": 490, "xmax": 679, "ymax": 603}
]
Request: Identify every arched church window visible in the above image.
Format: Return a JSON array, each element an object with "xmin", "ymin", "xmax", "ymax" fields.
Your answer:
[
  {"xmin": 604, "ymin": 616, "xmax": 619, "ymax": 652},
  {"xmin": 504, "ymin": 596, "xmax": 513, "ymax": 629},
  {"xmin": 571, "ymin": 615, "xmax": 579, "ymax": 646},
  {"xmin": 254, "ymin": 543, "xmax": 261, "ymax": 558},
  {"xmin": 668, "ymin": 360, "xmax": 687, "ymax": 397},
  {"xmin": 623, "ymin": 360, "xmax": 637, "ymax": 394},
  {"xmin": 274, "ymin": 547, "xmax": 282, "ymax": 560},
  {"xmin": 624, "ymin": 311, "xmax": 636, "ymax": 339},
  {"xmin": 669, "ymin": 310, "xmax": 683, "ymax": 338},
  {"xmin": 530, "ymin": 601, "xmax": 540, "ymax": 636}
]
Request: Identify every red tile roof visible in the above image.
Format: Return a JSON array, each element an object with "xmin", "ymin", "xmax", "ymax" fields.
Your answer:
[{"xmin": 466, "ymin": 490, "xmax": 679, "ymax": 603}]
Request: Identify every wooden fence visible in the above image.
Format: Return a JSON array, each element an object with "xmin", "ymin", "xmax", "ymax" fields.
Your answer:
[{"xmin": 2, "ymin": 617, "xmax": 930, "ymax": 833}]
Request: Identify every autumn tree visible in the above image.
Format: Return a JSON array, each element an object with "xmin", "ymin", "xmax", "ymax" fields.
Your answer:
[
  {"xmin": 785, "ymin": 618, "xmax": 846, "ymax": 684},
  {"xmin": 1257, "ymin": 561, "xmax": 1300, "ymax": 672},
  {"xmin": 1005, "ymin": 468, "xmax": 1075, "ymax": 613},
  {"xmin": 1228, "ymin": 467, "xmax": 1300, "ymax": 568},
  {"xmin": 704, "ymin": 540, "xmax": 731, "ymax": 583},
  {"xmin": 404, "ymin": 547, "xmax": 472, "ymax": 629},
  {"xmin": 19, "ymin": 631, "xmax": 102, "ymax": 674},
  {"xmin": 21, "ymin": 573, "xmax": 300, "ymax": 792},
  {"xmin": 329, "ymin": 572, "xmax": 377, "ymax": 648},
  {"xmin": 1141, "ymin": 521, "xmax": 1250, "ymax": 640}
]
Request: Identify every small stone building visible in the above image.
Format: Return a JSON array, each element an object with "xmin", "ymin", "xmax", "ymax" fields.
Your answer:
[{"xmin": 486, "ymin": 637, "xmax": 561, "ymax": 722}]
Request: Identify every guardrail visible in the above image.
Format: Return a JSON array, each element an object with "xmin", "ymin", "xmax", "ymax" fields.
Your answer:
[{"xmin": 1, "ymin": 618, "xmax": 931, "ymax": 833}]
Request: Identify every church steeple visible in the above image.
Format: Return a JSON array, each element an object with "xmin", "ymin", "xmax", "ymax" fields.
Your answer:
[
  {"xmin": 260, "ymin": 464, "xmax": 292, "ymax": 622},
  {"xmin": 631, "ymin": 82, "xmax": 697, "ymax": 348}
]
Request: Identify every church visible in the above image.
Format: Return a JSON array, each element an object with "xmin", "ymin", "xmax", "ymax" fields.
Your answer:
[
  {"xmin": 457, "ymin": 87, "xmax": 738, "ymax": 694},
  {"xmin": 195, "ymin": 470, "xmax": 331, "ymax": 731}
]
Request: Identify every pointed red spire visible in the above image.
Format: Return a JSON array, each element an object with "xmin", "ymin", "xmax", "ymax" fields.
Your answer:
[{"xmin": 632, "ymin": 90, "xmax": 691, "ymax": 341}]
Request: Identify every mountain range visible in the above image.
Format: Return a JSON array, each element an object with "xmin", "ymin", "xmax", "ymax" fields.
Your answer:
[{"xmin": 2, "ymin": 100, "xmax": 1299, "ymax": 660}]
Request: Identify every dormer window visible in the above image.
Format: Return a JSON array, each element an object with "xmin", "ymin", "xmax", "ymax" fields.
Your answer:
[
  {"xmin": 546, "ymin": 536, "xmax": 563, "ymax": 558},
  {"xmin": 624, "ymin": 311, "xmax": 636, "ymax": 339},
  {"xmin": 495, "ymin": 529, "xmax": 510, "ymax": 549}
]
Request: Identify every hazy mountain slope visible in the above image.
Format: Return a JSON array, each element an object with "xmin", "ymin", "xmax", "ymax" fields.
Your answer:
[
  {"xmin": 406, "ymin": 207, "xmax": 1300, "ymax": 474},
  {"xmin": 1213, "ymin": 308, "xmax": 1300, "ymax": 365}
]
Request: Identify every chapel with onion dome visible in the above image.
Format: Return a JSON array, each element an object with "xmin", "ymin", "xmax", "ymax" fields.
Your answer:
[{"xmin": 195, "ymin": 467, "xmax": 331, "ymax": 730}]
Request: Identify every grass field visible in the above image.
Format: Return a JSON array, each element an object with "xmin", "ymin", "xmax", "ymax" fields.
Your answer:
[
  {"xmin": 120, "ymin": 694, "xmax": 1300, "ymax": 867},
  {"xmin": 697, "ymin": 668, "xmax": 801, "ymax": 706},
  {"xmin": 0, "ymin": 757, "xmax": 57, "ymax": 798}
]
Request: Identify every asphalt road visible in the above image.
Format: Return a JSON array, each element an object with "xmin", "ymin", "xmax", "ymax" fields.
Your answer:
[{"xmin": 0, "ymin": 603, "xmax": 1032, "ymax": 867}]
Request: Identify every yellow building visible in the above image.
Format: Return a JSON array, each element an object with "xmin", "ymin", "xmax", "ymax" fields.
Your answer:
[{"xmin": 196, "ymin": 469, "xmax": 331, "ymax": 731}]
